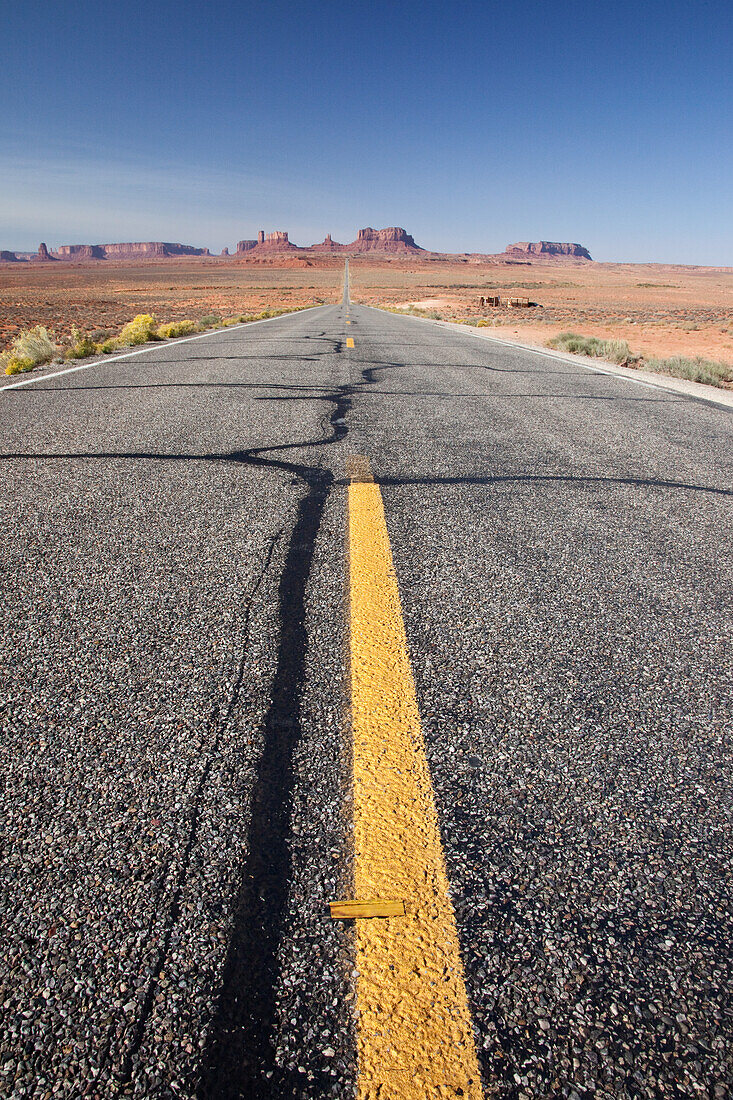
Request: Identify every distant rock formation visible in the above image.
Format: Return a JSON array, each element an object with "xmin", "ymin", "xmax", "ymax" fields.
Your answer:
[
  {"xmin": 311, "ymin": 233, "xmax": 346, "ymax": 252},
  {"xmin": 236, "ymin": 230, "xmax": 297, "ymax": 254},
  {"xmin": 233, "ymin": 226, "xmax": 424, "ymax": 257},
  {"xmin": 56, "ymin": 244, "xmax": 106, "ymax": 260},
  {"xmin": 0, "ymin": 230, "xmax": 593, "ymax": 264},
  {"xmin": 0, "ymin": 245, "xmax": 45, "ymax": 262},
  {"xmin": 505, "ymin": 241, "xmax": 592, "ymax": 260},
  {"xmin": 348, "ymin": 227, "xmax": 422, "ymax": 253},
  {"xmin": 98, "ymin": 242, "xmax": 210, "ymax": 258},
  {"xmin": 258, "ymin": 230, "xmax": 296, "ymax": 250},
  {"xmin": 0, "ymin": 241, "xmax": 212, "ymax": 262}
]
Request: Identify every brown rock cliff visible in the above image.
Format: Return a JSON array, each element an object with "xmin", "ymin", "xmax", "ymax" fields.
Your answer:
[
  {"xmin": 348, "ymin": 227, "xmax": 422, "ymax": 252},
  {"xmin": 505, "ymin": 241, "xmax": 592, "ymax": 260},
  {"xmin": 311, "ymin": 234, "xmax": 346, "ymax": 252}
]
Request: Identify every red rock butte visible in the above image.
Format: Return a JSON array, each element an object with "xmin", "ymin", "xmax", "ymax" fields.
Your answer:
[
  {"xmin": 348, "ymin": 227, "xmax": 422, "ymax": 253},
  {"xmin": 236, "ymin": 230, "xmax": 298, "ymax": 253},
  {"xmin": 235, "ymin": 227, "xmax": 423, "ymax": 256}
]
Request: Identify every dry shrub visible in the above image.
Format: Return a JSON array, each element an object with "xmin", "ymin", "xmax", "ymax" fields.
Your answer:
[
  {"xmin": 2, "ymin": 325, "xmax": 57, "ymax": 375},
  {"xmin": 65, "ymin": 326, "xmax": 98, "ymax": 360},
  {"xmin": 157, "ymin": 319, "xmax": 198, "ymax": 339},
  {"xmin": 645, "ymin": 355, "xmax": 732, "ymax": 387},
  {"xmin": 547, "ymin": 332, "xmax": 633, "ymax": 364},
  {"xmin": 116, "ymin": 314, "xmax": 160, "ymax": 346}
]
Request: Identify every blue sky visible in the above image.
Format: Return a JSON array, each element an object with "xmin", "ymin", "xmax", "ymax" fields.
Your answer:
[{"xmin": 2, "ymin": 0, "xmax": 731, "ymax": 263}]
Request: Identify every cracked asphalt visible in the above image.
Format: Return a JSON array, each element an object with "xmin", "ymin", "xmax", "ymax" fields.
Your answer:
[{"xmin": 1, "ymin": 297, "xmax": 731, "ymax": 1099}]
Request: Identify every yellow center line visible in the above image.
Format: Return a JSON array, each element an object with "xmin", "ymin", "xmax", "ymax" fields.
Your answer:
[
  {"xmin": 346, "ymin": 455, "xmax": 483, "ymax": 1100},
  {"xmin": 346, "ymin": 337, "xmax": 355, "ymax": 348}
]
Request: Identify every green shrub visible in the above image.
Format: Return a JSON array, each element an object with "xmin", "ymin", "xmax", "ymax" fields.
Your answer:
[
  {"xmin": 198, "ymin": 312, "xmax": 222, "ymax": 328},
  {"xmin": 98, "ymin": 338, "xmax": 121, "ymax": 354},
  {"xmin": 547, "ymin": 332, "xmax": 732, "ymax": 388},
  {"xmin": 1, "ymin": 325, "xmax": 57, "ymax": 375},
  {"xmin": 3, "ymin": 356, "xmax": 36, "ymax": 375},
  {"xmin": 65, "ymin": 326, "xmax": 98, "ymax": 360},
  {"xmin": 116, "ymin": 313, "xmax": 160, "ymax": 346},
  {"xmin": 547, "ymin": 332, "xmax": 633, "ymax": 364},
  {"xmin": 157, "ymin": 319, "xmax": 198, "ymax": 339},
  {"xmin": 644, "ymin": 355, "xmax": 732, "ymax": 387}
]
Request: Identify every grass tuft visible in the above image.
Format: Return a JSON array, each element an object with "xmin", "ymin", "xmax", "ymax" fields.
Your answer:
[
  {"xmin": 65, "ymin": 326, "xmax": 98, "ymax": 360},
  {"xmin": 547, "ymin": 332, "xmax": 634, "ymax": 364},
  {"xmin": 644, "ymin": 355, "xmax": 732, "ymax": 387},
  {"xmin": 547, "ymin": 332, "xmax": 732, "ymax": 388}
]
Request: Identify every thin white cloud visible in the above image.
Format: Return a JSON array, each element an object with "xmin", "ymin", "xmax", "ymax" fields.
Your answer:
[{"xmin": 0, "ymin": 151, "xmax": 344, "ymax": 251}]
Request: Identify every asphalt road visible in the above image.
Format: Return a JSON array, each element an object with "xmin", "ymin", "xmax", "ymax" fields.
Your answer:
[{"xmin": 1, "ymin": 291, "xmax": 732, "ymax": 1099}]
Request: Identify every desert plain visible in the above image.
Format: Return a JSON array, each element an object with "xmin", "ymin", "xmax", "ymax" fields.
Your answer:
[{"xmin": 1, "ymin": 253, "xmax": 731, "ymax": 372}]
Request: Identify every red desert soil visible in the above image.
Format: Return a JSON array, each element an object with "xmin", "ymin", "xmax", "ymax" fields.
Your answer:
[
  {"xmin": 0, "ymin": 257, "xmax": 344, "ymax": 346},
  {"xmin": 1, "ymin": 254, "xmax": 731, "ymax": 365},
  {"xmin": 349, "ymin": 259, "xmax": 733, "ymax": 365}
]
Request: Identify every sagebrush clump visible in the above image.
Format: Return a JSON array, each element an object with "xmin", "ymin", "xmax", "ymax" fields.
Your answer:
[
  {"xmin": 116, "ymin": 314, "xmax": 160, "ymax": 346},
  {"xmin": 2, "ymin": 325, "xmax": 57, "ymax": 375},
  {"xmin": 66, "ymin": 326, "xmax": 98, "ymax": 360},
  {"xmin": 545, "ymin": 332, "xmax": 732, "ymax": 388},
  {"xmin": 157, "ymin": 319, "xmax": 198, "ymax": 339},
  {"xmin": 547, "ymin": 332, "xmax": 634, "ymax": 364},
  {"xmin": 645, "ymin": 355, "xmax": 732, "ymax": 387}
]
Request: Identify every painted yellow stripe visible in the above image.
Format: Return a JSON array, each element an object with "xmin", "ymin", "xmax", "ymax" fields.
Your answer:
[
  {"xmin": 348, "ymin": 457, "xmax": 483, "ymax": 1100},
  {"xmin": 330, "ymin": 899, "xmax": 405, "ymax": 919},
  {"xmin": 346, "ymin": 337, "xmax": 355, "ymax": 348}
]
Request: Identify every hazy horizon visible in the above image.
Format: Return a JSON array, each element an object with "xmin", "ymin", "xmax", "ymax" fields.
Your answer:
[{"xmin": 2, "ymin": 0, "xmax": 731, "ymax": 266}]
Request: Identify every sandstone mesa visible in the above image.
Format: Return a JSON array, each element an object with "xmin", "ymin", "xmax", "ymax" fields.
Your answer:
[{"xmin": 505, "ymin": 241, "xmax": 592, "ymax": 259}]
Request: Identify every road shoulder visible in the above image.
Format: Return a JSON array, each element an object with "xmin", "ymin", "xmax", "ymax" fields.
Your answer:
[{"xmin": 368, "ymin": 308, "xmax": 733, "ymax": 411}]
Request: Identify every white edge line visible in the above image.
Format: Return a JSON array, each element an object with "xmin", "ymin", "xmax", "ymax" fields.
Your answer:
[
  {"xmin": 0, "ymin": 305, "xmax": 328, "ymax": 393},
  {"xmin": 365, "ymin": 305, "xmax": 733, "ymax": 410}
]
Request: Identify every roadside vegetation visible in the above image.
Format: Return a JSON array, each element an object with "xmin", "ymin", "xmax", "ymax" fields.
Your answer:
[
  {"xmin": 643, "ymin": 354, "xmax": 732, "ymax": 387},
  {"xmin": 2, "ymin": 306, "xmax": 311, "ymax": 376},
  {"xmin": 381, "ymin": 309, "xmax": 732, "ymax": 391},
  {"xmin": 0, "ymin": 325, "xmax": 58, "ymax": 374},
  {"xmin": 385, "ymin": 305, "xmax": 443, "ymax": 320},
  {"xmin": 547, "ymin": 331, "xmax": 732, "ymax": 386},
  {"xmin": 157, "ymin": 319, "xmax": 198, "ymax": 339},
  {"xmin": 546, "ymin": 332, "xmax": 635, "ymax": 364}
]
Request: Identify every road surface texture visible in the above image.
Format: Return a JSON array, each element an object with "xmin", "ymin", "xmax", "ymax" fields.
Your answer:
[{"xmin": 1, "ymin": 282, "xmax": 732, "ymax": 1099}]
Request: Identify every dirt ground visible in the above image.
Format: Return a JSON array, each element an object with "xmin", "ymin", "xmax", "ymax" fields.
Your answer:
[
  {"xmin": 0, "ymin": 257, "xmax": 343, "ymax": 347},
  {"xmin": 349, "ymin": 258, "xmax": 733, "ymax": 364},
  {"xmin": 1, "ymin": 254, "xmax": 731, "ymax": 364}
]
